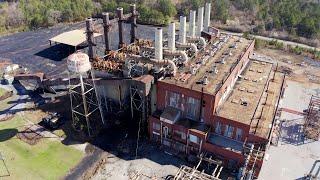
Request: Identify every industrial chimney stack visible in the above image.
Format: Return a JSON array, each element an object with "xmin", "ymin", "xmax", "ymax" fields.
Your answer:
[
  {"xmin": 189, "ymin": 10, "xmax": 196, "ymax": 37},
  {"xmin": 204, "ymin": 3, "xmax": 211, "ymax": 31},
  {"xmin": 197, "ymin": 7, "xmax": 204, "ymax": 36},
  {"xmin": 179, "ymin": 16, "xmax": 187, "ymax": 44},
  {"xmin": 155, "ymin": 28, "xmax": 163, "ymax": 60},
  {"xmin": 117, "ymin": 7, "xmax": 124, "ymax": 48},
  {"xmin": 168, "ymin": 22, "xmax": 176, "ymax": 51}
]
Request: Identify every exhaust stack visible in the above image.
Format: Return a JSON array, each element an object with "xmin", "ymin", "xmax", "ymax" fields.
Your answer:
[
  {"xmin": 117, "ymin": 7, "xmax": 124, "ymax": 48},
  {"xmin": 204, "ymin": 3, "xmax": 211, "ymax": 31},
  {"xmin": 102, "ymin": 12, "xmax": 111, "ymax": 53},
  {"xmin": 168, "ymin": 22, "xmax": 175, "ymax": 51},
  {"xmin": 130, "ymin": 4, "xmax": 137, "ymax": 43},
  {"xmin": 86, "ymin": 18, "xmax": 95, "ymax": 60},
  {"xmin": 197, "ymin": 7, "xmax": 204, "ymax": 36},
  {"xmin": 179, "ymin": 16, "xmax": 187, "ymax": 44},
  {"xmin": 155, "ymin": 28, "xmax": 163, "ymax": 60},
  {"xmin": 189, "ymin": 10, "xmax": 196, "ymax": 37}
]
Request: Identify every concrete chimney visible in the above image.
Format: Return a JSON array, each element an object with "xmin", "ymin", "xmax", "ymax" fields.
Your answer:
[
  {"xmin": 204, "ymin": 3, "xmax": 211, "ymax": 31},
  {"xmin": 179, "ymin": 16, "xmax": 186, "ymax": 44},
  {"xmin": 189, "ymin": 10, "xmax": 196, "ymax": 37},
  {"xmin": 117, "ymin": 7, "xmax": 124, "ymax": 48},
  {"xmin": 168, "ymin": 22, "xmax": 175, "ymax": 51},
  {"xmin": 130, "ymin": 4, "xmax": 137, "ymax": 43},
  {"xmin": 102, "ymin": 12, "xmax": 111, "ymax": 53},
  {"xmin": 197, "ymin": 7, "xmax": 204, "ymax": 36},
  {"xmin": 86, "ymin": 18, "xmax": 95, "ymax": 60},
  {"xmin": 155, "ymin": 28, "xmax": 163, "ymax": 60}
]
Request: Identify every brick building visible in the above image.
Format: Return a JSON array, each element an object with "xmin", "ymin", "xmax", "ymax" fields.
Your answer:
[{"xmin": 148, "ymin": 34, "xmax": 285, "ymax": 177}]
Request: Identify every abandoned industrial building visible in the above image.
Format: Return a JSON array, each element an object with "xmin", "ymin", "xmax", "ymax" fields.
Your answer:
[{"xmin": 5, "ymin": 2, "xmax": 291, "ymax": 179}]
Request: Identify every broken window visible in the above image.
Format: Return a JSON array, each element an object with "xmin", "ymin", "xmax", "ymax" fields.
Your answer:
[
  {"xmin": 153, "ymin": 122, "xmax": 160, "ymax": 131},
  {"xmin": 224, "ymin": 125, "xmax": 234, "ymax": 138},
  {"xmin": 174, "ymin": 130, "xmax": 186, "ymax": 140},
  {"xmin": 236, "ymin": 128, "xmax": 243, "ymax": 141},
  {"xmin": 215, "ymin": 121, "xmax": 222, "ymax": 134},
  {"xmin": 189, "ymin": 134, "xmax": 200, "ymax": 144},
  {"xmin": 186, "ymin": 97, "xmax": 200, "ymax": 120}
]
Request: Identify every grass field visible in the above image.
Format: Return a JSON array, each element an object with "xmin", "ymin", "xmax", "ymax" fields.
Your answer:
[{"xmin": 0, "ymin": 115, "xmax": 84, "ymax": 180}]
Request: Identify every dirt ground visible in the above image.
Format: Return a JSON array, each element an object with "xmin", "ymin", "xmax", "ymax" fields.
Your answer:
[{"xmin": 256, "ymin": 48, "xmax": 320, "ymax": 85}]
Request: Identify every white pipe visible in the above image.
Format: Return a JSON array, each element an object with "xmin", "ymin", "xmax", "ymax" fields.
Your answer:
[
  {"xmin": 187, "ymin": 36, "xmax": 206, "ymax": 49},
  {"xmin": 189, "ymin": 10, "xmax": 196, "ymax": 37},
  {"xmin": 168, "ymin": 22, "xmax": 175, "ymax": 51},
  {"xmin": 163, "ymin": 49, "xmax": 188, "ymax": 64},
  {"xmin": 179, "ymin": 16, "xmax": 187, "ymax": 44},
  {"xmin": 176, "ymin": 42, "xmax": 198, "ymax": 54},
  {"xmin": 197, "ymin": 7, "xmax": 204, "ymax": 36},
  {"xmin": 204, "ymin": 3, "xmax": 211, "ymax": 31},
  {"xmin": 155, "ymin": 28, "xmax": 163, "ymax": 60}
]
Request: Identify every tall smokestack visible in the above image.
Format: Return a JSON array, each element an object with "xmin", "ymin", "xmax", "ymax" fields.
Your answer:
[
  {"xmin": 179, "ymin": 16, "xmax": 186, "ymax": 44},
  {"xmin": 168, "ymin": 22, "xmax": 175, "ymax": 51},
  {"xmin": 117, "ymin": 7, "xmax": 124, "ymax": 48},
  {"xmin": 204, "ymin": 3, "xmax": 211, "ymax": 31},
  {"xmin": 155, "ymin": 28, "xmax": 163, "ymax": 60},
  {"xmin": 130, "ymin": 4, "xmax": 137, "ymax": 43},
  {"xmin": 102, "ymin": 12, "xmax": 111, "ymax": 53},
  {"xmin": 189, "ymin": 10, "xmax": 196, "ymax": 37},
  {"xmin": 197, "ymin": 7, "xmax": 204, "ymax": 36},
  {"xmin": 86, "ymin": 18, "xmax": 95, "ymax": 60}
]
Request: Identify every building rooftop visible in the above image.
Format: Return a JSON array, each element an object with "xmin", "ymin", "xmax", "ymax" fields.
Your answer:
[
  {"xmin": 159, "ymin": 35, "xmax": 252, "ymax": 95},
  {"xmin": 217, "ymin": 60, "xmax": 284, "ymax": 138}
]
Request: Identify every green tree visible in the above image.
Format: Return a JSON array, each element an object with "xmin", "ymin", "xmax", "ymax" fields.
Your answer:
[{"xmin": 158, "ymin": 0, "xmax": 177, "ymax": 17}]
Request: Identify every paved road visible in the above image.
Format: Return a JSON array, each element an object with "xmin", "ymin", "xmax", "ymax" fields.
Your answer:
[{"xmin": 221, "ymin": 31, "xmax": 320, "ymax": 51}]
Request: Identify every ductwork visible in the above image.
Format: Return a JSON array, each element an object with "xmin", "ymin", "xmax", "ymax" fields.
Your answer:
[
  {"xmin": 197, "ymin": 7, "xmax": 204, "ymax": 36},
  {"xmin": 189, "ymin": 10, "xmax": 196, "ymax": 37},
  {"xmin": 204, "ymin": 3, "xmax": 211, "ymax": 31},
  {"xmin": 187, "ymin": 36, "xmax": 206, "ymax": 49}
]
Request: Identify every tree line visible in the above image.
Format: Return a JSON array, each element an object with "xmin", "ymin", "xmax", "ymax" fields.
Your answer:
[{"xmin": 0, "ymin": 0, "xmax": 319, "ymax": 40}]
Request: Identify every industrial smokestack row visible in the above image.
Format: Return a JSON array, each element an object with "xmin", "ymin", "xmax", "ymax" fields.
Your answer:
[
  {"xmin": 168, "ymin": 23, "xmax": 175, "ymax": 51},
  {"xmin": 204, "ymin": 3, "xmax": 211, "ymax": 31},
  {"xmin": 155, "ymin": 28, "xmax": 163, "ymax": 60},
  {"xmin": 197, "ymin": 7, "xmax": 204, "ymax": 36},
  {"xmin": 179, "ymin": 16, "xmax": 187, "ymax": 44},
  {"xmin": 189, "ymin": 11, "xmax": 196, "ymax": 37}
]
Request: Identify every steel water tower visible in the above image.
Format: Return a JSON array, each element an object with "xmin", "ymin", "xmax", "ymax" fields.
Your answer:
[{"xmin": 67, "ymin": 51, "xmax": 104, "ymax": 136}]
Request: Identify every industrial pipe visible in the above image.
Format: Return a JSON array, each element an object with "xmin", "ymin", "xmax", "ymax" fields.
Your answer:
[
  {"xmin": 204, "ymin": 3, "xmax": 211, "ymax": 31},
  {"xmin": 197, "ymin": 7, "xmax": 204, "ymax": 36},
  {"xmin": 102, "ymin": 12, "xmax": 111, "ymax": 53},
  {"xmin": 130, "ymin": 4, "xmax": 137, "ymax": 43},
  {"xmin": 117, "ymin": 7, "xmax": 124, "ymax": 48},
  {"xmin": 187, "ymin": 36, "xmax": 206, "ymax": 49}
]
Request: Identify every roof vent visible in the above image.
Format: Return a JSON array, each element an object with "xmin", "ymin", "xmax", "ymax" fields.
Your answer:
[
  {"xmin": 240, "ymin": 99, "xmax": 248, "ymax": 106},
  {"xmin": 203, "ymin": 76, "xmax": 209, "ymax": 85}
]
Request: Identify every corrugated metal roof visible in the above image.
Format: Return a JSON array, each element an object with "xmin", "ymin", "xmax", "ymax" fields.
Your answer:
[{"xmin": 49, "ymin": 29, "xmax": 102, "ymax": 47}]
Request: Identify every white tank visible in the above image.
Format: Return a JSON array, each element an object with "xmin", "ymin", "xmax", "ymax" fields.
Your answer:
[{"xmin": 67, "ymin": 51, "xmax": 91, "ymax": 73}]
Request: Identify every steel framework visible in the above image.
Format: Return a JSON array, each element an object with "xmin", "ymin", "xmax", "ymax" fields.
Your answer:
[
  {"xmin": 69, "ymin": 71, "xmax": 104, "ymax": 136},
  {"xmin": 304, "ymin": 95, "xmax": 320, "ymax": 141}
]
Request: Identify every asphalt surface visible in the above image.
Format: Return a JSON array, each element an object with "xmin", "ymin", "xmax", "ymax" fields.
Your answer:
[{"xmin": 0, "ymin": 21, "xmax": 156, "ymax": 78}]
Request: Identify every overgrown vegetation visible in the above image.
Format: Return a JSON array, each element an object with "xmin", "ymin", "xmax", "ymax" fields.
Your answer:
[{"xmin": 228, "ymin": 0, "xmax": 320, "ymax": 39}]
